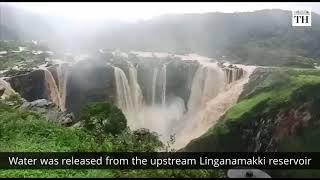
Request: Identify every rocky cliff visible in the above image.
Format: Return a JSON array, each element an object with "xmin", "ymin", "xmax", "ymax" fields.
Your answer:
[
  {"xmin": 183, "ymin": 69, "xmax": 320, "ymax": 153},
  {"xmin": 5, "ymin": 54, "xmax": 203, "ymax": 118},
  {"xmin": 7, "ymin": 70, "xmax": 49, "ymax": 101}
]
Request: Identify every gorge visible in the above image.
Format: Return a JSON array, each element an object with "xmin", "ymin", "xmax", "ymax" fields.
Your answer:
[{"xmin": 3, "ymin": 51, "xmax": 249, "ymax": 148}]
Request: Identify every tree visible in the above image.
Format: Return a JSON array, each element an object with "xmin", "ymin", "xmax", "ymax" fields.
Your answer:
[{"xmin": 79, "ymin": 102, "xmax": 127, "ymax": 136}]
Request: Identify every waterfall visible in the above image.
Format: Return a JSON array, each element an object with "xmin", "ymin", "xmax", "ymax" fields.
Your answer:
[
  {"xmin": 42, "ymin": 68, "xmax": 61, "ymax": 108},
  {"xmin": 56, "ymin": 64, "xmax": 69, "ymax": 111},
  {"xmin": 114, "ymin": 65, "xmax": 144, "ymax": 129},
  {"xmin": 108, "ymin": 55, "xmax": 253, "ymax": 147},
  {"xmin": 114, "ymin": 66, "xmax": 134, "ymax": 116},
  {"xmin": 150, "ymin": 63, "xmax": 167, "ymax": 107},
  {"xmin": 187, "ymin": 63, "xmax": 225, "ymax": 114},
  {"xmin": 160, "ymin": 63, "xmax": 167, "ymax": 107},
  {"xmin": 128, "ymin": 62, "xmax": 144, "ymax": 115},
  {"xmin": 225, "ymin": 67, "xmax": 244, "ymax": 84},
  {"xmin": 151, "ymin": 67, "xmax": 159, "ymax": 105},
  {"xmin": 174, "ymin": 64, "xmax": 256, "ymax": 149}
]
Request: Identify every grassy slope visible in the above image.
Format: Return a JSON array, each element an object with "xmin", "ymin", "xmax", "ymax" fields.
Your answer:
[
  {"xmin": 186, "ymin": 69, "xmax": 320, "ymax": 177},
  {"xmin": 0, "ymin": 102, "xmax": 115, "ymax": 178},
  {"xmin": 0, "ymin": 102, "xmax": 224, "ymax": 178},
  {"xmin": 203, "ymin": 69, "xmax": 320, "ymax": 144}
]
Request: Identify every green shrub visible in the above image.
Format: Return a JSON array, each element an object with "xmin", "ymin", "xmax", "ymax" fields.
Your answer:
[
  {"xmin": 79, "ymin": 102, "xmax": 127, "ymax": 135},
  {"xmin": 3, "ymin": 93, "xmax": 23, "ymax": 107}
]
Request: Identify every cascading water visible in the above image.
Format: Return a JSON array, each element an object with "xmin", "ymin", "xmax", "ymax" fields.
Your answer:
[
  {"xmin": 112, "ymin": 61, "xmax": 183, "ymax": 141},
  {"xmin": 42, "ymin": 68, "xmax": 61, "ymax": 109},
  {"xmin": 114, "ymin": 66, "xmax": 134, "ymax": 116},
  {"xmin": 128, "ymin": 62, "xmax": 145, "ymax": 128},
  {"xmin": 186, "ymin": 63, "xmax": 226, "ymax": 115},
  {"xmin": 128, "ymin": 63, "xmax": 144, "ymax": 114},
  {"xmin": 160, "ymin": 63, "xmax": 167, "ymax": 107},
  {"xmin": 150, "ymin": 63, "xmax": 167, "ymax": 107},
  {"xmin": 110, "ymin": 54, "xmax": 253, "ymax": 147},
  {"xmin": 174, "ymin": 64, "xmax": 256, "ymax": 149},
  {"xmin": 56, "ymin": 63, "xmax": 69, "ymax": 111},
  {"xmin": 114, "ymin": 66, "xmax": 145, "ymax": 129},
  {"xmin": 151, "ymin": 67, "xmax": 159, "ymax": 106}
]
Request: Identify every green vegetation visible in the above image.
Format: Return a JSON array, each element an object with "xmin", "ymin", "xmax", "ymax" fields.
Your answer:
[
  {"xmin": 2, "ymin": 10, "xmax": 320, "ymax": 68},
  {"xmin": 206, "ymin": 69, "xmax": 320, "ymax": 138},
  {"xmin": 79, "ymin": 102, "xmax": 127, "ymax": 136},
  {"xmin": 225, "ymin": 69, "xmax": 320, "ymax": 121},
  {"xmin": 0, "ymin": 41, "xmax": 19, "ymax": 52},
  {"xmin": 0, "ymin": 52, "xmax": 49, "ymax": 72},
  {"xmin": 0, "ymin": 41, "xmax": 51, "ymax": 73},
  {"xmin": 225, "ymin": 92, "xmax": 271, "ymax": 120},
  {"xmin": 187, "ymin": 69, "xmax": 320, "ymax": 177},
  {"xmin": 0, "ymin": 99, "xmax": 223, "ymax": 178}
]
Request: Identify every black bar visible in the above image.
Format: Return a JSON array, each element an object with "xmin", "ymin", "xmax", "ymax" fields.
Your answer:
[{"xmin": 0, "ymin": 152, "xmax": 318, "ymax": 169}]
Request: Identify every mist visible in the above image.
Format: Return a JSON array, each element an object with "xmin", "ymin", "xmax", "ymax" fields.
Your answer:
[
  {"xmin": 1, "ymin": 2, "xmax": 320, "ymax": 58},
  {"xmin": 1, "ymin": 2, "xmax": 320, "ymax": 149}
]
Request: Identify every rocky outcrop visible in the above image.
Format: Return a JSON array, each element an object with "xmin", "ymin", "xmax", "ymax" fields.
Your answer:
[
  {"xmin": 166, "ymin": 59, "xmax": 199, "ymax": 108},
  {"xmin": 64, "ymin": 55, "xmax": 200, "ymax": 116},
  {"xmin": 238, "ymin": 67, "xmax": 274, "ymax": 100},
  {"xmin": 224, "ymin": 65, "xmax": 244, "ymax": 84},
  {"xmin": 20, "ymin": 98, "xmax": 76, "ymax": 126},
  {"xmin": 6, "ymin": 69, "xmax": 48, "ymax": 101},
  {"xmin": 182, "ymin": 72, "xmax": 320, "ymax": 153},
  {"xmin": 0, "ymin": 87, "xmax": 5, "ymax": 97},
  {"xmin": 134, "ymin": 57, "xmax": 199, "ymax": 107},
  {"xmin": 5, "ymin": 53, "xmax": 241, "ymax": 122},
  {"xmin": 65, "ymin": 59, "xmax": 116, "ymax": 117}
]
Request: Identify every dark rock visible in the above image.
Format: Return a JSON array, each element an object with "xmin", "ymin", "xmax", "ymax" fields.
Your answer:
[
  {"xmin": 21, "ymin": 98, "xmax": 53, "ymax": 109},
  {"xmin": 20, "ymin": 98, "xmax": 76, "ymax": 126},
  {"xmin": 60, "ymin": 113, "xmax": 75, "ymax": 126},
  {"xmin": 3, "ymin": 68, "xmax": 33, "ymax": 77},
  {"xmin": 7, "ymin": 69, "xmax": 49, "ymax": 102},
  {"xmin": 65, "ymin": 59, "xmax": 116, "ymax": 118},
  {"xmin": 133, "ymin": 128, "xmax": 160, "ymax": 142},
  {"xmin": 71, "ymin": 121, "xmax": 82, "ymax": 128},
  {"xmin": 136, "ymin": 57, "xmax": 199, "ymax": 108},
  {"xmin": 166, "ymin": 59, "xmax": 199, "ymax": 109},
  {"xmin": 0, "ymin": 87, "xmax": 5, "ymax": 97},
  {"xmin": 133, "ymin": 128, "xmax": 152, "ymax": 137}
]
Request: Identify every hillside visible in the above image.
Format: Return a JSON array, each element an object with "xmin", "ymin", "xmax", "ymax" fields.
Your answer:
[
  {"xmin": 182, "ymin": 68, "xmax": 320, "ymax": 177},
  {"xmin": 1, "ymin": 5, "xmax": 320, "ymax": 178},
  {"xmin": 1, "ymin": 7, "xmax": 320, "ymax": 67},
  {"xmin": 0, "ymin": 99, "xmax": 224, "ymax": 178}
]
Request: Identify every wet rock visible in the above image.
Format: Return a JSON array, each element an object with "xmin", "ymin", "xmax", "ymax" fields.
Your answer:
[
  {"xmin": 133, "ymin": 128, "xmax": 151, "ymax": 136},
  {"xmin": 7, "ymin": 69, "xmax": 49, "ymax": 102},
  {"xmin": 71, "ymin": 121, "xmax": 82, "ymax": 129},
  {"xmin": 20, "ymin": 99, "xmax": 53, "ymax": 109},
  {"xmin": 0, "ymin": 87, "xmax": 5, "ymax": 97},
  {"xmin": 20, "ymin": 98, "xmax": 76, "ymax": 126},
  {"xmin": 65, "ymin": 59, "xmax": 115, "ymax": 117},
  {"xmin": 60, "ymin": 113, "xmax": 75, "ymax": 126},
  {"xmin": 133, "ymin": 128, "xmax": 160, "ymax": 141},
  {"xmin": 3, "ymin": 68, "xmax": 33, "ymax": 77},
  {"xmin": 238, "ymin": 67, "xmax": 274, "ymax": 100}
]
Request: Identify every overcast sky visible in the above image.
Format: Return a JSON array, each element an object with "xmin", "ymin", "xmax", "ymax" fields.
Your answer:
[{"xmin": 3, "ymin": 2, "xmax": 320, "ymax": 22}]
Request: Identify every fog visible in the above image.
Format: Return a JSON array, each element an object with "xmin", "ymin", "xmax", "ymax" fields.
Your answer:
[
  {"xmin": 1, "ymin": 2, "xmax": 319, "ymax": 56},
  {"xmin": 2, "ymin": 2, "xmax": 320, "ymax": 149}
]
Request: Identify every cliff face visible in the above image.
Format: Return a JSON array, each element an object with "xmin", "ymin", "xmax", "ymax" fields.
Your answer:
[
  {"xmin": 6, "ymin": 55, "xmax": 202, "ymax": 117},
  {"xmin": 7, "ymin": 70, "xmax": 49, "ymax": 101},
  {"xmin": 183, "ymin": 69, "xmax": 320, "ymax": 153},
  {"xmin": 65, "ymin": 59, "xmax": 116, "ymax": 116}
]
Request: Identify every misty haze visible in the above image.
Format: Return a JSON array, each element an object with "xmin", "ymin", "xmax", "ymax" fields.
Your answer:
[{"xmin": 1, "ymin": 2, "xmax": 320, "ymax": 178}]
